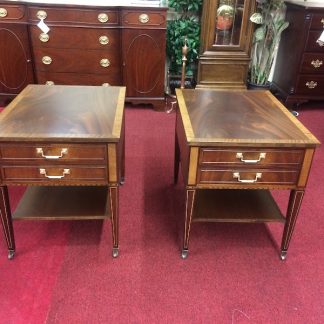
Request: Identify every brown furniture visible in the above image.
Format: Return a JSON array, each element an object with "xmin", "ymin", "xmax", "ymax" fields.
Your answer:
[
  {"xmin": 0, "ymin": 0, "xmax": 167, "ymax": 110},
  {"xmin": 197, "ymin": 0, "xmax": 255, "ymax": 89},
  {"xmin": 0, "ymin": 84, "xmax": 125, "ymax": 259},
  {"xmin": 272, "ymin": 1, "xmax": 324, "ymax": 109},
  {"xmin": 174, "ymin": 88, "xmax": 319, "ymax": 259}
]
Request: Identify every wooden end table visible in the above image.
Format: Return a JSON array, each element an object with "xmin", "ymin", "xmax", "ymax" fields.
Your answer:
[
  {"xmin": 0, "ymin": 85, "xmax": 125, "ymax": 259},
  {"xmin": 174, "ymin": 88, "xmax": 320, "ymax": 260}
]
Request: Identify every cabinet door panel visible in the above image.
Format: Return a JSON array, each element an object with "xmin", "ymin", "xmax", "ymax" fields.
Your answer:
[
  {"xmin": 0, "ymin": 24, "xmax": 33, "ymax": 93},
  {"xmin": 122, "ymin": 29, "xmax": 165, "ymax": 97}
]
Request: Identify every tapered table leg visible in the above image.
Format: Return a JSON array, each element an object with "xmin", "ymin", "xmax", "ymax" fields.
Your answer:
[
  {"xmin": 109, "ymin": 186, "xmax": 119, "ymax": 258},
  {"xmin": 0, "ymin": 186, "xmax": 15, "ymax": 259},
  {"xmin": 181, "ymin": 189, "xmax": 196, "ymax": 259},
  {"xmin": 280, "ymin": 189, "xmax": 304, "ymax": 260},
  {"xmin": 174, "ymin": 133, "xmax": 180, "ymax": 184}
]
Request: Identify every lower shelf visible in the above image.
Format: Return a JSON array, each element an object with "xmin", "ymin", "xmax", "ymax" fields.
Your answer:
[
  {"xmin": 13, "ymin": 186, "xmax": 110, "ymax": 220},
  {"xmin": 193, "ymin": 189, "xmax": 285, "ymax": 223}
]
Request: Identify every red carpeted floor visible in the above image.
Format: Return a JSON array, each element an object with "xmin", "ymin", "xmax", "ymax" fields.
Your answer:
[{"xmin": 0, "ymin": 104, "xmax": 323, "ymax": 323}]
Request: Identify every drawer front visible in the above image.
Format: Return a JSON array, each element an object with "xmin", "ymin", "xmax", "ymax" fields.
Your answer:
[
  {"xmin": 305, "ymin": 31, "xmax": 324, "ymax": 52},
  {"xmin": 310, "ymin": 14, "xmax": 324, "ymax": 30},
  {"xmin": 33, "ymin": 47, "xmax": 120, "ymax": 74},
  {"xmin": 296, "ymin": 75, "xmax": 324, "ymax": 95},
  {"xmin": 30, "ymin": 26, "xmax": 120, "ymax": 50},
  {"xmin": 0, "ymin": 5, "xmax": 26, "ymax": 21},
  {"xmin": 2, "ymin": 166, "xmax": 107, "ymax": 183},
  {"xmin": 0, "ymin": 144, "xmax": 107, "ymax": 164},
  {"xmin": 122, "ymin": 10, "xmax": 166, "ymax": 28},
  {"xmin": 197, "ymin": 169, "xmax": 299, "ymax": 186},
  {"xmin": 300, "ymin": 53, "xmax": 324, "ymax": 74},
  {"xmin": 199, "ymin": 148, "xmax": 304, "ymax": 167},
  {"xmin": 36, "ymin": 71, "xmax": 121, "ymax": 86},
  {"xmin": 28, "ymin": 7, "xmax": 118, "ymax": 25}
]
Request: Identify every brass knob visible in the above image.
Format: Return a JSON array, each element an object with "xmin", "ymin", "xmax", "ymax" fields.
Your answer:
[
  {"xmin": 99, "ymin": 35, "xmax": 109, "ymax": 45},
  {"xmin": 98, "ymin": 13, "xmax": 109, "ymax": 23},
  {"xmin": 45, "ymin": 81, "xmax": 54, "ymax": 85},
  {"xmin": 321, "ymin": 18, "xmax": 324, "ymax": 25},
  {"xmin": 0, "ymin": 8, "xmax": 8, "ymax": 18},
  {"xmin": 100, "ymin": 58, "xmax": 110, "ymax": 68},
  {"xmin": 102, "ymin": 83, "xmax": 110, "ymax": 87},
  {"xmin": 37, "ymin": 10, "xmax": 47, "ymax": 20},
  {"xmin": 42, "ymin": 56, "xmax": 52, "ymax": 65},
  {"xmin": 39, "ymin": 33, "xmax": 49, "ymax": 42},
  {"xmin": 311, "ymin": 60, "xmax": 323, "ymax": 68},
  {"xmin": 305, "ymin": 81, "xmax": 317, "ymax": 89},
  {"xmin": 139, "ymin": 13, "xmax": 149, "ymax": 24}
]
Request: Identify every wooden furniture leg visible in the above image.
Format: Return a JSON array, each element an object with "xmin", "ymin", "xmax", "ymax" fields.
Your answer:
[
  {"xmin": 280, "ymin": 189, "xmax": 304, "ymax": 260},
  {"xmin": 0, "ymin": 186, "xmax": 15, "ymax": 259},
  {"xmin": 181, "ymin": 189, "xmax": 196, "ymax": 259},
  {"xmin": 109, "ymin": 186, "xmax": 119, "ymax": 258},
  {"xmin": 174, "ymin": 134, "xmax": 180, "ymax": 184}
]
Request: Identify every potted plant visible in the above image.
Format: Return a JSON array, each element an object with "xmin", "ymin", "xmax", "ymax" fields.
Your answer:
[
  {"xmin": 248, "ymin": 0, "xmax": 289, "ymax": 88},
  {"xmin": 166, "ymin": 0, "xmax": 203, "ymax": 93}
]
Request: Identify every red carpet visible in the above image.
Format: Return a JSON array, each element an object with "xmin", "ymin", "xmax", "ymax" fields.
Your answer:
[{"xmin": 0, "ymin": 104, "xmax": 323, "ymax": 323}]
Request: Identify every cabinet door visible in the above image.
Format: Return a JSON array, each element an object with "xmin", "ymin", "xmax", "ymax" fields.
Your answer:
[
  {"xmin": 122, "ymin": 29, "xmax": 165, "ymax": 98},
  {"xmin": 0, "ymin": 24, "xmax": 34, "ymax": 95}
]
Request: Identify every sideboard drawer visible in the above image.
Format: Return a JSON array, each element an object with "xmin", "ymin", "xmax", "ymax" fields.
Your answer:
[
  {"xmin": 30, "ymin": 26, "xmax": 120, "ymax": 50},
  {"xmin": 28, "ymin": 7, "xmax": 118, "ymax": 25},
  {"xmin": 310, "ymin": 13, "xmax": 324, "ymax": 29},
  {"xmin": 305, "ymin": 31, "xmax": 324, "ymax": 53},
  {"xmin": 122, "ymin": 10, "xmax": 166, "ymax": 28},
  {"xmin": 0, "ymin": 5, "xmax": 26, "ymax": 21},
  {"xmin": 296, "ymin": 75, "xmax": 324, "ymax": 95},
  {"xmin": 300, "ymin": 53, "xmax": 324, "ymax": 73}
]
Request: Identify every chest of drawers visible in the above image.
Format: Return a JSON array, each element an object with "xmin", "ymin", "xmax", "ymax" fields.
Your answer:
[
  {"xmin": 272, "ymin": 1, "xmax": 324, "ymax": 109},
  {"xmin": 0, "ymin": 1, "xmax": 167, "ymax": 110}
]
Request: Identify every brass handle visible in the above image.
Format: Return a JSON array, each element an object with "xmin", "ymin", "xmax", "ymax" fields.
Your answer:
[
  {"xmin": 236, "ymin": 152, "xmax": 266, "ymax": 163},
  {"xmin": 37, "ymin": 10, "xmax": 47, "ymax": 20},
  {"xmin": 305, "ymin": 81, "xmax": 317, "ymax": 89},
  {"xmin": 100, "ymin": 58, "xmax": 110, "ymax": 67},
  {"xmin": 98, "ymin": 13, "xmax": 108, "ymax": 23},
  {"xmin": 0, "ymin": 8, "xmax": 8, "ymax": 18},
  {"xmin": 42, "ymin": 56, "xmax": 52, "ymax": 65},
  {"xmin": 39, "ymin": 168, "xmax": 70, "ymax": 179},
  {"xmin": 321, "ymin": 18, "xmax": 324, "ymax": 25},
  {"xmin": 102, "ymin": 83, "xmax": 110, "ymax": 87},
  {"xmin": 311, "ymin": 60, "xmax": 323, "ymax": 68},
  {"xmin": 139, "ymin": 13, "xmax": 149, "ymax": 24},
  {"xmin": 99, "ymin": 35, "xmax": 109, "ymax": 45},
  {"xmin": 36, "ymin": 147, "xmax": 68, "ymax": 159},
  {"xmin": 233, "ymin": 172, "xmax": 262, "ymax": 183},
  {"xmin": 45, "ymin": 81, "xmax": 55, "ymax": 86},
  {"xmin": 39, "ymin": 33, "xmax": 49, "ymax": 42}
]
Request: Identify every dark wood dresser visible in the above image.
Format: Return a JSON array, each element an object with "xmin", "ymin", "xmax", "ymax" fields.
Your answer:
[
  {"xmin": 272, "ymin": 1, "xmax": 324, "ymax": 108},
  {"xmin": 0, "ymin": 0, "xmax": 167, "ymax": 110}
]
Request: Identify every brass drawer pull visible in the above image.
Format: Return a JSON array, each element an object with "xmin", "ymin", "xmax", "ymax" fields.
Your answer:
[
  {"xmin": 98, "ymin": 13, "xmax": 108, "ymax": 23},
  {"xmin": 37, "ymin": 10, "xmax": 47, "ymax": 20},
  {"xmin": 45, "ymin": 81, "xmax": 54, "ymax": 85},
  {"xmin": 236, "ymin": 152, "xmax": 266, "ymax": 163},
  {"xmin": 321, "ymin": 18, "xmax": 324, "ymax": 26},
  {"xmin": 39, "ymin": 168, "xmax": 70, "ymax": 179},
  {"xmin": 99, "ymin": 35, "xmax": 109, "ymax": 45},
  {"xmin": 100, "ymin": 58, "xmax": 110, "ymax": 67},
  {"xmin": 42, "ymin": 56, "xmax": 52, "ymax": 65},
  {"xmin": 39, "ymin": 33, "xmax": 49, "ymax": 42},
  {"xmin": 36, "ymin": 147, "xmax": 68, "ymax": 159},
  {"xmin": 305, "ymin": 81, "xmax": 317, "ymax": 89},
  {"xmin": 311, "ymin": 60, "xmax": 323, "ymax": 68},
  {"xmin": 139, "ymin": 13, "xmax": 149, "ymax": 24},
  {"xmin": 102, "ymin": 83, "xmax": 110, "ymax": 87},
  {"xmin": 233, "ymin": 172, "xmax": 262, "ymax": 183},
  {"xmin": 0, "ymin": 8, "xmax": 8, "ymax": 18}
]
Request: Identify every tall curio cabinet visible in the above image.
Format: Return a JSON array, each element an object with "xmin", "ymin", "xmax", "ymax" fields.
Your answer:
[{"xmin": 197, "ymin": 0, "xmax": 256, "ymax": 88}]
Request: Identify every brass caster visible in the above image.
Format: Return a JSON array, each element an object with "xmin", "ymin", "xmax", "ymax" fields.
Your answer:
[
  {"xmin": 280, "ymin": 250, "xmax": 287, "ymax": 261},
  {"xmin": 181, "ymin": 249, "xmax": 188, "ymax": 259},
  {"xmin": 112, "ymin": 248, "xmax": 119, "ymax": 258},
  {"xmin": 8, "ymin": 250, "xmax": 15, "ymax": 260}
]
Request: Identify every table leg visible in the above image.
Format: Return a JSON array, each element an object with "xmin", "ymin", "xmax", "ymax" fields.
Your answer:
[
  {"xmin": 181, "ymin": 189, "xmax": 196, "ymax": 259},
  {"xmin": 109, "ymin": 186, "xmax": 119, "ymax": 258},
  {"xmin": 280, "ymin": 189, "xmax": 304, "ymax": 260},
  {"xmin": 120, "ymin": 118, "xmax": 126, "ymax": 185},
  {"xmin": 174, "ymin": 134, "xmax": 180, "ymax": 184},
  {"xmin": 0, "ymin": 186, "xmax": 15, "ymax": 259}
]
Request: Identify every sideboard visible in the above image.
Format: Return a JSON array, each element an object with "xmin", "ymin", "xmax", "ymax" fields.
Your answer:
[{"xmin": 0, "ymin": 0, "xmax": 167, "ymax": 110}]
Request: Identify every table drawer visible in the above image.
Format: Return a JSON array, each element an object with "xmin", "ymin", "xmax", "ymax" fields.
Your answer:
[
  {"xmin": 33, "ymin": 47, "xmax": 120, "ymax": 74},
  {"xmin": 28, "ymin": 7, "xmax": 118, "ymax": 25},
  {"xmin": 2, "ymin": 166, "xmax": 107, "ymax": 183},
  {"xmin": 0, "ymin": 144, "xmax": 107, "ymax": 164},
  {"xmin": 122, "ymin": 10, "xmax": 166, "ymax": 28},
  {"xmin": 300, "ymin": 53, "xmax": 324, "ymax": 74},
  {"xmin": 30, "ymin": 26, "xmax": 120, "ymax": 50},
  {"xmin": 305, "ymin": 31, "xmax": 324, "ymax": 53},
  {"xmin": 199, "ymin": 148, "xmax": 304, "ymax": 167},
  {"xmin": 0, "ymin": 5, "xmax": 26, "ymax": 21},
  {"xmin": 310, "ymin": 14, "xmax": 324, "ymax": 30},
  {"xmin": 295, "ymin": 75, "xmax": 324, "ymax": 95},
  {"xmin": 197, "ymin": 169, "xmax": 299, "ymax": 186}
]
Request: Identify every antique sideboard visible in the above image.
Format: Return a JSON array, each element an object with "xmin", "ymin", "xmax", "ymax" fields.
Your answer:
[{"xmin": 0, "ymin": 0, "xmax": 167, "ymax": 110}]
